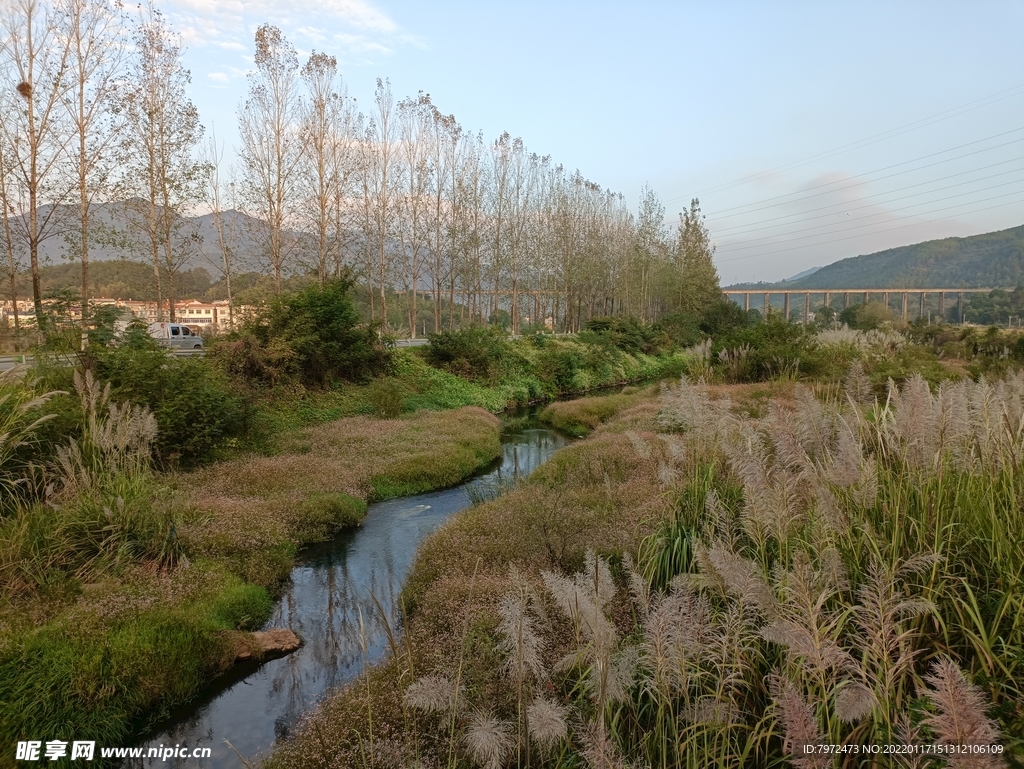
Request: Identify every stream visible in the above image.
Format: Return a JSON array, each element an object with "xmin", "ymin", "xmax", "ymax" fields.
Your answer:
[{"xmin": 127, "ymin": 415, "xmax": 569, "ymax": 768}]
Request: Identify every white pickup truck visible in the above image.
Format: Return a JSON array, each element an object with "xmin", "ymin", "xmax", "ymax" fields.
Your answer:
[{"xmin": 148, "ymin": 322, "xmax": 204, "ymax": 349}]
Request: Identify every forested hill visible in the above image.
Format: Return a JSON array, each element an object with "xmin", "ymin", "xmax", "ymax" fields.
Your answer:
[{"xmin": 726, "ymin": 224, "xmax": 1024, "ymax": 290}]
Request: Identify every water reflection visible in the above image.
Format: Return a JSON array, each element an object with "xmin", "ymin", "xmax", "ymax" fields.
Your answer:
[{"xmin": 128, "ymin": 426, "xmax": 567, "ymax": 768}]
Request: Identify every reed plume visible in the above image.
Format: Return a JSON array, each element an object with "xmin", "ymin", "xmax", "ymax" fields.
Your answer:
[
  {"xmin": 464, "ymin": 710, "xmax": 514, "ymax": 769},
  {"xmin": 526, "ymin": 697, "xmax": 568, "ymax": 751},
  {"xmin": 921, "ymin": 657, "xmax": 1006, "ymax": 769}
]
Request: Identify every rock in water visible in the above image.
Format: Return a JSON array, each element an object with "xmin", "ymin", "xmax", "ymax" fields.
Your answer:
[{"xmin": 235, "ymin": 628, "xmax": 302, "ymax": 661}]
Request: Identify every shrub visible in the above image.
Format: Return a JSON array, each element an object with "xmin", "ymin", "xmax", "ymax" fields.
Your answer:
[
  {"xmin": 225, "ymin": 278, "xmax": 393, "ymax": 389},
  {"xmin": 581, "ymin": 316, "xmax": 670, "ymax": 355},
  {"xmin": 367, "ymin": 377, "xmax": 406, "ymax": 418},
  {"xmin": 536, "ymin": 345, "xmax": 586, "ymax": 393},
  {"xmin": 425, "ymin": 324, "xmax": 509, "ymax": 382},
  {"xmin": 91, "ymin": 337, "xmax": 250, "ymax": 467}
]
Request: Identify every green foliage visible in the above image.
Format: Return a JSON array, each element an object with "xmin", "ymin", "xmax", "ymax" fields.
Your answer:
[
  {"xmin": 90, "ymin": 337, "xmax": 250, "ymax": 466},
  {"xmin": 0, "ymin": 566, "xmax": 271, "ymax": 750},
  {"xmin": 746, "ymin": 223, "xmax": 1024, "ymax": 289},
  {"xmin": 0, "ymin": 370, "xmax": 59, "ymax": 512},
  {"xmin": 962, "ymin": 285, "xmax": 1024, "ymax": 325},
  {"xmin": 366, "ymin": 377, "xmax": 407, "ymax": 418},
  {"xmin": 226, "ymin": 278, "xmax": 393, "ymax": 389},
  {"xmin": 425, "ymin": 324, "xmax": 509, "ymax": 382},
  {"xmin": 293, "ymin": 493, "xmax": 368, "ymax": 539},
  {"xmin": 538, "ymin": 391, "xmax": 643, "ymax": 437},
  {"xmin": 714, "ymin": 317, "xmax": 815, "ymax": 381},
  {"xmin": 838, "ymin": 300, "xmax": 895, "ymax": 329},
  {"xmin": 580, "ymin": 316, "xmax": 670, "ymax": 356},
  {"xmin": 13, "ymin": 259, "xmax": 214, "ymax": 303},
  {"xmin": 536, "ymin": 344, "xmax": 586, "ymax": 392}
]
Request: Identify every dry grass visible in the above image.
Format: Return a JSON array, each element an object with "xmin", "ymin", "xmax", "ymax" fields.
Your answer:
[
  {"xmin": 538, "ymin": 389, "xmax": 650, "ymax": 436},
  {"xmin": 265, "ymin": 402, "xmax": 674, "ymax": 769},
  {"xmin": 267, "ymin": 374, "xmax": 1024, "ymax": 768},
  {"xmin": 180, "ymin": 407, "xmax": 502, "ymax": 585}
]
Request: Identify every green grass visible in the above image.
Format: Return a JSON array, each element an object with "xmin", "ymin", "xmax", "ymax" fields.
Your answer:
[
  {"xmin": 0, "ymin": 563, "xmax": 272, "ymax": 750},
  {"xmin": 538, "ymin": 391, "xmax": 646, "ymax": 436}
]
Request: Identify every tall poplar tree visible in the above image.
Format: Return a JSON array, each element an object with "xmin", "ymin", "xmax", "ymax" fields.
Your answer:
[
  {"xmin": 120, "ymin": 2, "xmax": 204, "ymax": 321},
  {"xmin": 675, "ymin": 198, "xmax": 720, "ymax": 317}
]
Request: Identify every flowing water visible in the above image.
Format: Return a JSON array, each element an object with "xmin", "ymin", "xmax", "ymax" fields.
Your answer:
[{"xmin": 128, "ymin": 418, "xmax": 569, "ymax": 768}]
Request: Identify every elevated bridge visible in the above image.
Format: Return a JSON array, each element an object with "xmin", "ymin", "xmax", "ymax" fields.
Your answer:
[{"xmin": 722, "ymin": 287, "xmax": 1013, "ymax": 323}]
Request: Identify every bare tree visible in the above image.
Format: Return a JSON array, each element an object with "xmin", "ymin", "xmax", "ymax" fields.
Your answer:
[
  {"xmin": 396, "ymin": 92, "xmax": 433, "ymax": 337},
  {"xmin": 424, "ymin": 106, "xmax": 461, "ymax": 332},
  {"xmin": 202, "ymin": 130, "xmax": 235, "ymax": 328},
  {"xmin": 359, "ymin": 78, "xmax": 399, "ymax": 325},
  {"xmin": 0, "ymin": 0, "xmax": 74, "ymax": 325},
  {"xmin": 57, "ymin": 0, "xmax": 127, "ymax": 325},
  {"xmin": 238, "ymin": 24, "xmax": 304, "ymax": 294},
  {"xmin": 119, "ymin": 2, "xmax": 204, "ymax": 321},
  {"xmin": 299, "ymin": 51, "xmax": 357, "ymax": 286},
  {"xmin": 0, "ymin": 126, "xmax": 23, "ymax": 332}
]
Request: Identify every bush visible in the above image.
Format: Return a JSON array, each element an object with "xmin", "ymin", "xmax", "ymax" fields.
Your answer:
[
  {"xmin": 367, "ymin": 377, "xmax": 406, "ymax": 418},
  {"xmin": 425, "ymin": 325, "xmax": 509, "ymax": 382},
  {"xmin": 91, "ymin": 337, "xmax": 251, "ymax": 467},
  {"xmin": 580, "ymin": 316, "xmax": 670, "ymax": 356},
  {"xmin": 536, "ymin": 345, "xmax": 586, "ymax": 393},
  {"xmin": 223, "ymin": 278, "xmax": 393, "ymax": 389}
]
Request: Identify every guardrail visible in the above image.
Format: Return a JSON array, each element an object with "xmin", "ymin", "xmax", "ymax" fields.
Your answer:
[
  {"xmin": 0, "ymin": 347, "xmax": 205, "ymax": 372},
  {"xmin": 2, "ymin": 333, "xmax": 576, "ymax": 370}
]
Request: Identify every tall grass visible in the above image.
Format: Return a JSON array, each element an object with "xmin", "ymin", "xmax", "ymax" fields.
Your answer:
[
  {"xmin": 268, "ymin": 374, "xmax": 1024, "ymax": 768},
  {"xmin": 0, "ymin": 370, "xmax": 177, "ymax": 598}
]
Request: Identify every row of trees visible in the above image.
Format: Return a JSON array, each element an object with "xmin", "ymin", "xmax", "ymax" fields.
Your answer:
[
  {"xmin": 0, "ymin": 0, "xmax": 205, "ymax": 327},
  {"xmin": 1, "ymin": 2, "xmax": 720, "ymax": 336}
]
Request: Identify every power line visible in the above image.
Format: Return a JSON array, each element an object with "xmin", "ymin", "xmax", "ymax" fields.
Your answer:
[
  {"xmin": 714, "ymin": 173, "xmax": 1024, "ymax": 243},
  {"xmin": 712, "ymin": 159, "xmax": 1024, "ymax": 237},
  {"xmin": 666, "ymin": 82, "xmax": 1024, "ymax": 205},
  {"xmin": 715, "ymin": 197, "xmax": 1024, "ymax": 263},
  {"xmin": 705, "ymin": 127, "xmax": 1024, "ymax": 220},
  {"xmin": 715, "ymin": 187, "xmax": 1024, "ymax": 254}
]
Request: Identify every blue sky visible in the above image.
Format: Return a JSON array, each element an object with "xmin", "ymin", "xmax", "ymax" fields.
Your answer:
[{"xmin": 166, "ymin": 0, "xmax": 1024, "ymax": 284}]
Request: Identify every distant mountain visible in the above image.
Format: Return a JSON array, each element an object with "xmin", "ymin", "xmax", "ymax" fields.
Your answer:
[
  {"xmin": 3, "ymin": 203, "xmax": 270, "ymax": 277},
  {"xmin": 724, "ymin": 225, "xmax": 1024, "ymax": 290},
  {"xmin": 784, "ymin": 266, "xmax": 821, "ymax": 282}
]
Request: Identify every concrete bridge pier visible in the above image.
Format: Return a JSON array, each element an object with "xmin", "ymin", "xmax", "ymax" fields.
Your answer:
[
  {"xmin": 804, "ymin": 292, "xmax": 811, "ymax": 323},
  {"xmin": 844, "ymin": 292, "xmax": 850, "ymax": 309},
  {"xmin": 863, "ymin": 291, "xmax": 869, "ymax": 305},
  {"xmin": 784, "ymin": 292, "xmax": 790, "ymax": 319},
  {"xmin": 744, "ymin": 292, "xmax": 750, "ymax": 311},
  {"xmin": 901, "ymin": 292, "xmax": 908, "ymax": 320},
  {"xmin": 939, "ymin": 292, "xmax": 945, "ymax": 317},
  {"xmin": 919, "ymin": 292, "xmax": 926, "ymax": 319},
  {"xmin": 764, "ymin": 293, "xmax": 770, "ymax": 316},
  {"xmin": 958, "ymin": 292, "xmax": 964, "ymax": 323}
]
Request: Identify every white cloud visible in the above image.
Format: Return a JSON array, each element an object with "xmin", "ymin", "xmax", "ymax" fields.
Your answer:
[
  {"xmin": 208, "ymin": 72, "xmax": 229, "ymax": 82},
  {"xmin": 164, "ymin": 0, "xmax": 404, "ymax": 56}
]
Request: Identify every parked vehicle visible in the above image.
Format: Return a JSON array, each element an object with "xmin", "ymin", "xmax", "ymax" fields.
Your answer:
[{"xmin": 147, "ymin": 322, "xmax": 203, "ymax": 349}]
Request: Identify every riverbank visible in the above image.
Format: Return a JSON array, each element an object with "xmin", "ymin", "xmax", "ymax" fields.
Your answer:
[
  {"xmin": 0, "ymin": 407, "xmax": 501, "ymax": 757},
  {"xmin": 265, "ymin": 378, "xmax": 1024, "ymax": 767},
  {"xmin": 264, "ymin": 390, "xmax": 674, "ymax": 768},
  {"xmin": 247, "ymin": 346, "xmax": 684, "ymax": 438}
]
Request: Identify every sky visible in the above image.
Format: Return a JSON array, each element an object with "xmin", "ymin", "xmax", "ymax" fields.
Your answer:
[{"xmin": 164, "ymin": 0, "xmax": 1024, "ymax": 285}]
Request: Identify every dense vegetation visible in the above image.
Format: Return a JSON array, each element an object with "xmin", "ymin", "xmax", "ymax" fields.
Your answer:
[
  {"xmin": 269, "ymin": 377, "xmax": 1024, "ymax": 769},
  {"xmin": 6, "ymin": 268, "xmax": 1024, "ymax": 763}
]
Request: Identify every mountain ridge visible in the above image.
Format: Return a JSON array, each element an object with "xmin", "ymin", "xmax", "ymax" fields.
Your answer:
[{"xmin": 724, "ymin": 224, "xmax": 1024, "ymax": 290}]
